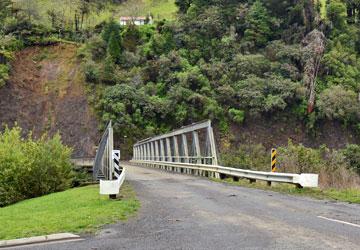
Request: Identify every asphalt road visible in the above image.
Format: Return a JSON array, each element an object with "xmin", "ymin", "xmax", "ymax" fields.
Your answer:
[{"xmin": 20, "ymin": 163, "xmax": 360, "ymax": 250}]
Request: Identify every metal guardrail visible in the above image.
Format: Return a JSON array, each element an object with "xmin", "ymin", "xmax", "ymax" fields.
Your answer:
[
  {"xmin": 93, "ymin": 121, "xmax": 113, "ymax": 180},
  {"xmin": 93, "ymin": 121, "xmax": 126, "ymax": 197},
  {"xmin": 130, "ymin": 160, "xmax": 319, "ymax": 188}
]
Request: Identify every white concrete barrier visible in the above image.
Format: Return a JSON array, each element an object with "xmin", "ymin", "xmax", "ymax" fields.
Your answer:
[{"xmin": 100, "ymin": 167, "xmax": 126, "ymax": 195}]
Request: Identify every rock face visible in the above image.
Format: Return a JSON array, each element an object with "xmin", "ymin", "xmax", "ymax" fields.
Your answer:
[{"xmin": 0, "ymin": 44, "xmax": 100, "ymax": 157}]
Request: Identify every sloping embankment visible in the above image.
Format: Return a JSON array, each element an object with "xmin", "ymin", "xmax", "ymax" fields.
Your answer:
[{"xmin": 0, "ymin": 44, "xmax": 99, "ymax": 157}]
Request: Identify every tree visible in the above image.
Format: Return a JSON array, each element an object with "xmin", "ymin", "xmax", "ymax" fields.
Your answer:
[
  {"xmin": 302, "ymin": 29, "xmax": 326, "ymax": 113},
  {"xmin": 107, "ymin": 30, "xmax": 122, "ymax": 63},
  {"xmin": 244, "ymin": 0, "xmax": 272, "ymax": 48},
  {"xmin": 317, "ymin": 85, "xmax": 359, "ymax": 122},
  {"xmin": 327, "ymin": 0, "xmax": 347, "ymax": 30},
  {"xmin": 175, "ymin": 0, "xmax": 193, "ymax": 14},
  {"xmin": 0, "ymin": 0, "xmax": 12, "ymax": 26},
  {"xmin": 102, "ymin": 19, "xmax": 121, "ymax": 43}
]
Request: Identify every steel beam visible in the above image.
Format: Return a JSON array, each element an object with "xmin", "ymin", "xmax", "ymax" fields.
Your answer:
[
  {"xmin": 165, "ymin": 137, "xmax": 171, "ymax": 162},
  {"xmin": 134, "ymin": 120, "xmax": 211, "ymax": 146},
  {"xmin": 159, "ymin": 139, "xmax": 165, "ymax": 161},
  {"xmin": 173, "ymin": 136, "xmax": 179, "ymax": 162}
]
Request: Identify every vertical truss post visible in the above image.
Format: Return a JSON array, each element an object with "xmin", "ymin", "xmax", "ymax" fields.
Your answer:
[
  {"xmin": 160, "ymin": 139, "xmax": 165, "ymax": 161},
  {"xmin": 150, "ymin": 141, "xmax": 155, "ymax": 161},
  {"xmin": 181, "ymin": 134, "xmax": 189, "ymax": 163},
  {"xmin": 165, "ymin": 137, "xmax": 171, "ymax": 162},
  {"xmin": 141, "ymin": 145, "xmax": 145, "ymax": 160},
  {"xmin": 108, "ymin": 122, "xmax": 114, "ymax": 180},
  {"xmin": 192, "ymin": 131, "xmax": 201, "ymax": 164},
  {"xmin": 207, "ymin": 124, "xmax": 218, "ymax": 165},
  {"xmin": 146, "ymin": 143, "xmax": 151, "ymax": 161},
  {"xmin": 173, "ymin": 136, "xmax": 179, "ymax": 162},
  {"xmin": 155, "ymin": 140, "xmax": 159, "ymax": 161}
]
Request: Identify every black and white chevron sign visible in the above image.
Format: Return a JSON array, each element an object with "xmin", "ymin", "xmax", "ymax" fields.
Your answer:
[{"xmin": 112, "ymin": 150, "xmax": 121, "ymax": 178}]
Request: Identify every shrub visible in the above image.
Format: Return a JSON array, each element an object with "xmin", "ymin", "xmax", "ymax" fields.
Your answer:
[
  {"xmin": 278, "ymin": 140, "xmax": 360, "ymax": 188},
  {"xmin": 228, "ymin": 108, "xmax": 245, "ymax": 124},
  {"xmin": 342, "ymin": 144, "xmax": 360, "ymax": 175},
  {"xmin": 0, "ymin": 64, "xmax": 9, "ymax": 88},
  {"xmin": 0, "ymin": 126, "xmax": 73, "ymax": 207},
  {"xmin": 277, "ymin": 140, "xmax": 323, "ymax": 174},
  {"xmin": 83, "ymin": 59, "xmax": 100, "ymax": 83},
  {"xmin": 220, "ymin": 144, "xmax": 268, "ymax": 170},
  {"xmin": 317, "ymin": 85, "xmax": 359, "ymax": 123}
]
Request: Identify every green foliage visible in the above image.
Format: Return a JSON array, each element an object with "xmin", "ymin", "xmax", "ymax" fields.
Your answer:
[
  {"xmin": 0, "ymin": 126, "xmax": 73, "ymax": 207},
  {"xmin": 72, "ymin": 0, "xmax": 360, "ymax": 141},
  {"xmin": 317, "ymin": 85, "xmax": 359, "ymax": 123},
  {"xmin": 342, "ymin": 144, "xmax": 360, "ymax": 175},
  {"xmin": 0, "ymin": 64, "xmax": 9, "ymax": 88},
  {"xmin": 235, "ymin": 75, "xmax": 300, "ymax": 114},
  {"xmin": 228, "ymin": 108, "xmax": 245, "ymax": 124},
  {"xmin": 326, "ymin": 0, "xmax": 347, "ymax": 30},
  {"xmin": 278, "ymin": 141, "xmax": 360, "ymax": 188},
  {"xmin": 107, "ymin": 29, "xmax": 122, "ymax": 63},
  {"xmin": 244, "ymin": 0, "xmax": 272, "ymax": 48},
  {"xmin": 102, "ymin": 19, "xmax": 121, "ymax": 44},
  {"xmin": 221, "ymin": 144, "xmax": 268, "ymax": 170},
  {"xmin": 83, "ymin": 59, "xmax": 100, "ymax": 83}
]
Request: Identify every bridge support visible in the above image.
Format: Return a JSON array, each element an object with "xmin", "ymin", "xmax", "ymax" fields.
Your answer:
[{"xmin": 132, "ymin": 120, "xmax": 218, "ymax": 175}]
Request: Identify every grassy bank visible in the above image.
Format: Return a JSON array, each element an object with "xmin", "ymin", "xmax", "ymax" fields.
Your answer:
[
  {"xmin": 0, "ymin": 183, "xmax": 139, "ymax": 240},
  {"xmin": 212, "ymin": 178, "xmax": 360, "ymax": 204}
]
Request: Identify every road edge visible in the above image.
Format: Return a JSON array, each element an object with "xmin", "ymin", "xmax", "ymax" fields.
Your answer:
[{"xmin": 0, "ymin": 233, "xmax": 81, "ymax": 248}]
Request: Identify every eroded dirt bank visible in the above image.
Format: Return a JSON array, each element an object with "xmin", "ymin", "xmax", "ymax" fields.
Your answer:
[{"xmin": 0, "ymin": 44, "xmax": 99, "ymax": 157}]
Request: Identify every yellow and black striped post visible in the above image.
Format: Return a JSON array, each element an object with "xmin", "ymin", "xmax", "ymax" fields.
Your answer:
[{"xmin": 271, "ymin": 148, "xmax": 277, "ymax": 172}]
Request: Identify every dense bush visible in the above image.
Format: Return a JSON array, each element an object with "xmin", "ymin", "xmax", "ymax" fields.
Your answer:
[
  {"xmin": 317, "ymin": 85, "xmax": 359, "ymax": 123},
  {"xmin": 0, "ymin": 126, "xmax": 73, "ymax": 207},
  {"xmin": 342, "ymin": 144, "xmax": 360, "ymax": 175},
  {"xmin": 220, "ymin": 144, "xmax": 268, "ymax": 171}
]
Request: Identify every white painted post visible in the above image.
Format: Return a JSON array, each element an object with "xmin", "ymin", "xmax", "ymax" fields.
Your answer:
[
  {"xmin": 207, "ymin": 124, "xmax": 218, "ymax": 165},
  {"xmin": 166, "ymin": 137, "xmax": 171, "ymax": 162},
  {"xmin": 192, "ymin": 131, "xmax": 201, "ymax": 164},
  {"xmin": 155, "ymin": 140, "xmax": 159, "ymax": 161},
  {"xmin": 146, "ymin": 143, "xmax": 151, "ymax": 161},
  {"xmin": 150, "ymin": 142, "xmax": 155, "ymax": 161},
  {"xmin": 173, "ymin": 136, "xmax": 179, "ymax": 162},
  {"xmin": 141, "ymin": 145, "xmax": 145, "ymax": 160},
  {"xmin": 108, "ymin": 123, "xmax": 114, "ymax": 180},
  {"xmin": 160, "ymin": 139, "xmax": 165, "ymax": 161},
  {"xmin": 182, "ymin": 134, "xmax": 189, "ymax": 163}
]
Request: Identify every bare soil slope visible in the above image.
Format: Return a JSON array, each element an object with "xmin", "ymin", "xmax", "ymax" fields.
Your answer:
[{"xmin": 0, "ymin": 44, "xmax": 99, "ymax": 157}]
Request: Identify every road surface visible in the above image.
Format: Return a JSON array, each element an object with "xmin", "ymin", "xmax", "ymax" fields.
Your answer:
[{"xmin": 20, "ymin": 163, "xmax": 360, "ymax": 249}]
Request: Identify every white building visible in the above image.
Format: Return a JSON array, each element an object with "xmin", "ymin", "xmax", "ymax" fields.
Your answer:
[{"xmin": 120, "ymin": 16, "xmax": 153, "ymax": 26}]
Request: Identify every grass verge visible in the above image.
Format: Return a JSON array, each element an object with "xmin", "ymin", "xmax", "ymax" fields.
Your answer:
[
  {"xmin": 0, "ymin": 183, "xmax": 139, "ymax": 240},
  {"xmin": 212, "ymin": 178, "xmax": 360, "ymax": 204}
]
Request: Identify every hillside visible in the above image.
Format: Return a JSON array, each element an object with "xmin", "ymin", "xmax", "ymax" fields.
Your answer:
[
  {"xmin": 1, "ymin": 1, "xmax": 360, "ymax": 163},
  {"xmin": 0, "ymin": 44, "xmax": 99, "ymax": 157},
  {"xmin": 12, "ymin": 0, "xmax": 177, "ymax": 28}
]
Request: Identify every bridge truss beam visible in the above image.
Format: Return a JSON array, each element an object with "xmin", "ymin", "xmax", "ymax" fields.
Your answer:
[{"xmin": 133, "ymin": 120, "xmax": 218, "ymax": 165}]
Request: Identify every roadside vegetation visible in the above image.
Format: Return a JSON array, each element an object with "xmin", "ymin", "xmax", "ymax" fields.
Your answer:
[
  {"xmin": 0, "ymin": 183, "xmax": 139, "ymax": 240},
  {"xmin": 1, "ymin": 0, "xmax": 360, "ymax": 205},
  {"xmin": 221, "ymin": 141, "xmax": 360, "ymax": 189},
  {"xmin": 0, "ymin": 126, "xmax": 73, "ymax": 207}
]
